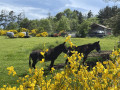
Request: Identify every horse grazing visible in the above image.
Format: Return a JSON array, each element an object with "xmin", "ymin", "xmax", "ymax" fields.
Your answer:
[
  {"xmin": 29, "ymin": 42, "xmax": 68, "ymax": 69},
  {"xmin": 66, "ymin": 41, "xmax": 101, "ymax": 64}
]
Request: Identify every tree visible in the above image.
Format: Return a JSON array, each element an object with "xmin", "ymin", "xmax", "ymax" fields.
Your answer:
[
  {"xmin": 63, "ymin": 9, "xmax": 72, "ymax": 19},
  {"xmin": 78, "ymin": 12, "xmax": 84, "ymax": 24},
  {"xmin": 55, "ymin": 12, "xmax": 64, "ymax": 21},
  {"xmin": 0, "ymin": 10, "xmax": 9, "ymax": 29},
  {"xmin": 97, "ymin": 6, "xmax": 120, "ymax": 24},
  {"xmin": 20, "ymin": 18, "xmax": 30, "ymax": 29},
  {"xmin": 6, "ymin": 22, "xmax": 19, "ymax": 30},
  {"xmin": 77, "ymin": 20, "xmax": 91, "ymax": 37},
  {"xmin": 57, "ymin": 16, "xmax": 70, "ymax": 31},
  {"xmin": 105, "ymin": 13, "xmax": 120, "ymax": 36},
  {"xmin": 38, "ymin": 19, "xmax": 52, "ymax": 32},
  {"xmin": 70, "ymin": 19, "xmax": 79, "ymax": 31},
  {"xmin": 87, "ymin": 10, "xmax": 93, "ymax": 18},
  {"xmin": 8, "ymin": 11, "xmax": 16, "ymax": 23}
]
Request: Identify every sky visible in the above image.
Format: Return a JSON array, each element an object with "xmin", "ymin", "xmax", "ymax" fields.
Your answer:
[{"xmin": 0, "ymin": 0, "xmax": 119, "ymax": 20}]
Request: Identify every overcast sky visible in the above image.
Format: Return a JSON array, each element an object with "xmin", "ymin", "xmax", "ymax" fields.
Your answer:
[{"xmin": 0, "ymin": 0, "xmax": 119, "ymax": 20}]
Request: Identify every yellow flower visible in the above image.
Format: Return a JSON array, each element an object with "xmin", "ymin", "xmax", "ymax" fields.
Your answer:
[
  {"xmin": 45, "ymin": 49, "xmax": 48, "ymax": 52},
  {"xmin": 50, "ymin": 67, "xmax": 55, "ymax": 73},
  {"xmin": 3, "ymin": 85, "xmax": 6, "ymax": 88},
  {"xmin": 13, "ymin": 71, "xmax": 17, "ymax": 76},
  {"xmin": 40, "ymin": 59, "xmax": 45, "ymax": 63},
  {"xmin": 40, "ymin": 52, "xmax": 45, "ymax": 56},
  {"xmin": 29, "ymin": 68, "xmax": 32, "ymax": 74},
  {"xmin": 65, "ymin": 35, "xmax": 71, "ymax": 42},
  {"xmin": 64, "ymin": 54, "xmax": 68, "ymax": 58},
  {"xmin": 117, "ymin": 72, "xmax": 120, "ymax": 77}
]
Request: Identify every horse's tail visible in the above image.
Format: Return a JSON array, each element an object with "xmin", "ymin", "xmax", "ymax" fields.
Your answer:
[{"xmin": 29, "ymin": 55, "xmax": 32, "ymax": 68}]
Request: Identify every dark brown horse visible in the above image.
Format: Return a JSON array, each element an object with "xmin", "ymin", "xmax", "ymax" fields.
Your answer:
[
  {"xmin": 66, "ymin": 41, "xmax": 101, "ymax": 64},
  {"xmin": 29, "ymin": 42, "xmax": 68, "ymax": 69}
]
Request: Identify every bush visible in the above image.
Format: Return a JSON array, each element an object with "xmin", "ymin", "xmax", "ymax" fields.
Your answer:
[
  {"xmin": 0, "ymin": 30, "xmax": 7, "ymax": 35},
  {"xmin": 18, "ymin": 32, "xmax": 25, "ymax": 38}
]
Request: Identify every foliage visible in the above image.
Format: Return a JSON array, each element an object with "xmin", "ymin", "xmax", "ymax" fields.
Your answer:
[
  {"xmin": 0, "ymin": 10, "xmax": 24, "ymax": 29},
  {"xmin": 77, "ymin": 20, "xmax": 91, "ymax": 37},
  {"xmin": 1, "ymin": 36, "xmax": 120, "ymax": 90},
  {"xmin": 87, "ymin": 10, "xmax": 93, "ymax": 18},
  {"xmin": 97, "ymin": 6, "xmax": 120, "ymax": 24},
  {"xmin": 18, "ymin": 32, "xmax": 25, "ymax": 38},
  {"xmin": 8, "ymin": 30, "xmax": 18, "ymax": 34},
  {"xmin": 36, "ymin": 32, "xmax": 48, "ymax": 37},
  {"xmin": 21, "ymin": 28, "xmax": 28, "ymax": 32},
  {"xmin": 105, "ymin": 13, "xmax": 120, "ymax": 36},
  {"xmin": 0, "ymin": 30, "xmax": 7, "ymax": 35},
  {"xmin": 57, "ymin": 16, "xmax": 70, "ymax": 31}
]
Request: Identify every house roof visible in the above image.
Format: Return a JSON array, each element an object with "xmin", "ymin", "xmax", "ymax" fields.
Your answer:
[{"xmin": 91, "ymin": 23, "xmax": 111, "ymax": 30}]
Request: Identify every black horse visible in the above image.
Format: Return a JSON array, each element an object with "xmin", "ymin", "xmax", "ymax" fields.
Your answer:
[
  {"xmin": 65, "ymin": 41, "xmax": 101, "ymax": 64},
  {"xmin": 29, "ymin": 42, "xmax": 68, "ymax": 69}
]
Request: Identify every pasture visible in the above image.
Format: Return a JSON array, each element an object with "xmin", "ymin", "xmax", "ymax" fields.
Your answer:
[{"xmin": 0, "ymin": 36, "xmax": 118, "ymax": 87}]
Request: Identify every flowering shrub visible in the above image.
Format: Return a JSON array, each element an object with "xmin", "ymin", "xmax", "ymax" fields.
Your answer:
[
  {"xmin": 0, "ymin": 30, "xmax": 7, "ymax": 35},
  {"xmin": 36, "ymin": 32, "xmax": 48, "ymax": 37},
  {"xmin": 21, "ymin": 28, "xmax": 28, "ymax": 32},
  {"xmin": 18, "ymin": 32, "xmax": 25, "ymax": 38},
  {"xmin": 8, "ymin": 30, "xmax": 18, "ymax": 34},
  {"xmin": 29, "ymin": 29, "xmax": 37, "ymax": 36},
  {"xmin": 1, "ymin": 36, "xmax": 120, "ymax": 90}
]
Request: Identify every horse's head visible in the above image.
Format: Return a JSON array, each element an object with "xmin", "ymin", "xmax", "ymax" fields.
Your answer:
[
  {"xmin": 60, "ymin": 42, "xmax": 69, "ymax": 53},
  {"xmin": 94, "ymin": 41, "xmax": 101, "ymax": 53}
]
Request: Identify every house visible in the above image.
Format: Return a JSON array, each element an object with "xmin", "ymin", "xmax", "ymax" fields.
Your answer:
[
  {"xmin": 67, "ymin": 30, "xmax": 77, "ymax": 37},
  {"xmin": 88, "ymin": 23, "xmax": 112, "ymax": 37}
]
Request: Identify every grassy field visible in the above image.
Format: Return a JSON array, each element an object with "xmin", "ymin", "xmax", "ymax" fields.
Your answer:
[{"xmin": 0, "ymin": 36, "xmax": 119, "ymax": 87}]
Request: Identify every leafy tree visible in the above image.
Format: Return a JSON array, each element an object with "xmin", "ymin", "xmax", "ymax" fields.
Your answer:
[
  {"xmin": 38, "ymin": 19, "xmax": 52, "ymax": 32},
  {"xmin": 0, "ymin": 10, "xmax": 24, "ymax": 29},
  {"xmin": 37, "ymin": 27, "xmax": 44, "ymax": 33},
  {"xmin": 55, "ymin": 12, "xmax": 64, "ymax": 21},
  {"xmin": 28, "ymin": 20, "xmax": 37, "ymax": 30},
  {"xmin": 19, "ymin": 18, "xmax": 30, "ymax": 30},
  {"xmin": 6, "ymin": 22, "xmax": 19, "ymax": 30},
  {"xmin": 97, "ymin": 6, "xmax": 120, "ymax": 24},
  {"xmin": 77, "ymin": 20, "xmax": 91, "ymax": 37},
  {"xmin": 8, "ymin": 11, "xmax": 16, "ymax": 23},
  {"xmin": 63, "ymin": 9, "xmax": 72, "ymax": 19},
  {"xmin": 78, "ymin": 12, "xmax": 84, "ymax": 24},
  {"xmin": 87, "ymin": 10, "xmax": 93, "ymax": 18},
  {"xmin": 105, "ymin": 13, "xmax": 120, "ymax": 36},
  {"xmin": 70, "ymin": 19, "xmax": 79, "ymax": 31},
  {"xmin": 57, "ymin": 16, "xmax": 70, "ymax": 31},
  {"xmin": 0, "ymin": 10, "xmax": 9, "ymax": 29}
]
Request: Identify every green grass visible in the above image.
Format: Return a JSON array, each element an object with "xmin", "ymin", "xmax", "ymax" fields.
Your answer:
[{"xmin": 0, "ymin": 36, "xmax": 119, "ymax": 87}]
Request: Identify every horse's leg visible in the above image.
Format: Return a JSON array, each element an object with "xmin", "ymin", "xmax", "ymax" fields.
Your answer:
[
  {"xmin": 32, "ymin": 60, "xmax": 37, "ymax": 69},
  {"xmin": 65, "ymin": 59, "xmax": 68, "ymax": 64},
  {"xmin": 49, "ymin": 60, "xmax": 55, "ymax": 70},
  {"xmin": 83, "ymin": 55, "xmax": 87, "ymax": 65}
]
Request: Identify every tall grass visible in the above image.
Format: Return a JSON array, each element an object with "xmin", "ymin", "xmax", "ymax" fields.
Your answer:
[{"xmin": 0, "ymin": 36, "xmax": 119, "ymax": 87}]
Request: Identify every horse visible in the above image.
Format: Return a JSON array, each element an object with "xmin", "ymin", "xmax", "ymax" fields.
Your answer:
[
  {"xmin": 65, "ymin": 41, "xmax": 101, "ymax": 65},
  {"xmin": 29, "ymin": 42, "xmax": 68, "ymax": 70}
]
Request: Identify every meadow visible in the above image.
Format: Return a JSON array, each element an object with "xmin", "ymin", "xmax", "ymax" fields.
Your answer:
[{"xmin": 0, "ymin": 36, "xmax": 119, "ymax": 87}]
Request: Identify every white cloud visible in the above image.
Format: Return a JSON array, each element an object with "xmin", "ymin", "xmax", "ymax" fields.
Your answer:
[
  {"xmin": 64, "ymin": 0, "xmax": 116, "ymax": 15},
  {"xmin": 0, "ymin": 2, "xmax": 49, "ymax": 20},
  {"xmin": 0, "ymin": 0, "xmax": 117, "ymax": 19}
]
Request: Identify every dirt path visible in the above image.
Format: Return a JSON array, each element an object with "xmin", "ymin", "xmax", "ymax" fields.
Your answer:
[{"xmin": 88, "ymin": 50, "xmax": 112, "ymax": 57}]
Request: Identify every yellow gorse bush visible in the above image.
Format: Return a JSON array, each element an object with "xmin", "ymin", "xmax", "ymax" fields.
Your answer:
[
  {"xmin": 0, "ymin": 30, "xmax": 7, "ymax": 35},
  {"xmin": 18, "ymin": 32, "xmax": 25, "ymax": 38},
  {"xmin": 36, "ymin": 32, "xmax": 48, "ymax": 37},
  {"xmin": 1, "ymin": 36, "xmax": 120, "ymax": 90},
  {"xmin": 8, "ymin": 30, "xmax": 18, "ymax": 34},
  {"xmin": 21, "ymin": 28, "xmax": 28, "ymax": 32}
]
